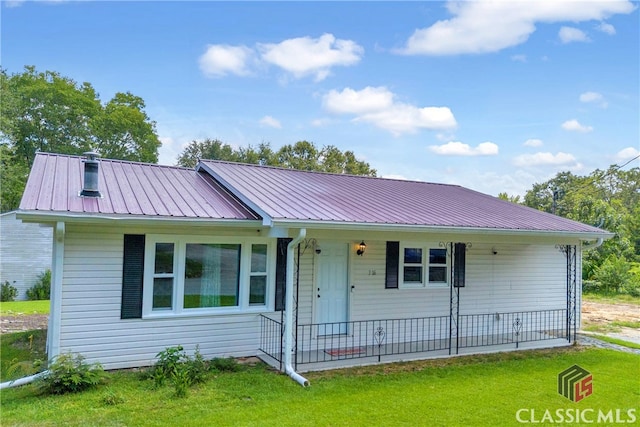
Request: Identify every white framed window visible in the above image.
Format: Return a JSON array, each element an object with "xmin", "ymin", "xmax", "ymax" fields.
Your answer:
[
  {"xmin": 143, "ymin": 235, "xmax": 273, "ymax": 317},
  {"xmin": 400, "ymin": 244, "xmax": 449, "ymax": 288}
]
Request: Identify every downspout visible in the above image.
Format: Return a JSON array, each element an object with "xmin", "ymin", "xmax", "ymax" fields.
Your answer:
[
  {"xmin": 284, "ymin": 229, "xmax": 309, "ymax": 387},
  {"xmin": 0, "ymin": 371, "xmax": 49, "ymax": 390}
]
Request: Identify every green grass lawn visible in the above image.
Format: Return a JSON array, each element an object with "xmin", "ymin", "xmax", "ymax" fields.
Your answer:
[
  {"xmin": 0, "ymin": 300, "xmax": 50, "ymax": 316},
  {"xmin": 582, "ymin": 293, "xmax": 640, "ymax": 305},
  {"xmin": 0, "ymin": 329, "xmax": 47, "ymax": 381},
  {"xmin": 583, "ymin": 333, "xmax": 640, "ymax": 350},
  {"xmin": 1, "ymin": 346, "xmax": 638, "ymax": 427}
]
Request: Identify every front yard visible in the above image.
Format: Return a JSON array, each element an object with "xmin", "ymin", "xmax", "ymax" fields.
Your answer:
[{"xmin": 1, "ymin": 346, "xmax": 638, "ymax": 426}]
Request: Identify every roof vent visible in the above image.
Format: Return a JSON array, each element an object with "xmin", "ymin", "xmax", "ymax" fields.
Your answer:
[{"xmin": 80, "ymin": 151, "xmax": 101, "ymax": 198}]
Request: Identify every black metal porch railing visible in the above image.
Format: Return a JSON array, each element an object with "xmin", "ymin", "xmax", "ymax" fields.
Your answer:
[
  {"xmin": 259, "ymin": 308, "xmax": 568, "ymax": 367},
  {"xmin": 259, "ymin": 314, "xmax": 284, "ymax": 370}
]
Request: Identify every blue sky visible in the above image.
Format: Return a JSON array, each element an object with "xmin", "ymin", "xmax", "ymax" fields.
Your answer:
[{"xmin": 2, "ymin": 0, "xmax": 639, "ymax": 196}]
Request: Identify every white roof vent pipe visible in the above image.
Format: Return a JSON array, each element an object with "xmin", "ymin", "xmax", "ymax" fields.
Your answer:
[{"xmin": 80, "ymin": 151, "xmax": 102, "ymax": 198}]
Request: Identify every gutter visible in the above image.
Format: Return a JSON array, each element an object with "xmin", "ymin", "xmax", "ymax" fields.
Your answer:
[
  {"xmin": 283, "ymin": 228, "xmax": 310, "ymax": 387},
  {"xmin": 268, "ymin": 219, "xmax": 614, "ymax": 241},
  {"xmin": 0, "ymin": 371, "xmax": 48, "ymax": 389},
  {"xmin": 582, "ymin": 237, "xmax": 604, "ymax": 250}
]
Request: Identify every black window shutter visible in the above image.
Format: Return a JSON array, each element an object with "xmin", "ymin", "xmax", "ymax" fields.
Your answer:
[
  {"xmin": 275, "ymin": 238, "xmax": 292, "ymax": 311},
  {"xmin": 385, "ymin": 241, "xmax": 399, "ymax": 289},
  {"xmin": 454, "ymin": 243, "xmax": 466, "ymax": 288},
  {"xmin": 121, "ymin": 234, "xmax": 145, "ymax": 319}
]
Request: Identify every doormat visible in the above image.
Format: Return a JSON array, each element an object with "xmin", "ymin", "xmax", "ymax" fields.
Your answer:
[{"xmin": 325, "ymin": 347, "xmax": 365, "ymax": 357}]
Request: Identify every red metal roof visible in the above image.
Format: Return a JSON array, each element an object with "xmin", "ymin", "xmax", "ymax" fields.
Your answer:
[
  {"xmin": 199, "ymin": 160, "xmax": 609, "ymax": 235},
  {"xmin": 19, "ymin": 153, "xmax": 259, "ymax": 220}
]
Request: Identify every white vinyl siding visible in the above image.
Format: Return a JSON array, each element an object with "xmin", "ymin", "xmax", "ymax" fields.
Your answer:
[
  {"xmin": 56, "ymin": 225, "xmax": 580, "ymax": 370},
  {"xmin": 58, "ymin": 225, "xmax": 269, "ymax": 370}
]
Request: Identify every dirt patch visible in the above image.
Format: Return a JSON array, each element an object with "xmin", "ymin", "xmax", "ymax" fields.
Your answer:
[
  {"xmin": 581, "ymin": 300, "xmax": 640, "ymax": 342},
  {"xmin": 0, "ymin": 314, "xmax": 49, "ymax": 334}
]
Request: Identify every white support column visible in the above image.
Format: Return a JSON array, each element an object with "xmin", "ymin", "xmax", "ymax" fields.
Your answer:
[{"xmin": 47, "ymin": 221, "xmax": 65, "ymax": 361}]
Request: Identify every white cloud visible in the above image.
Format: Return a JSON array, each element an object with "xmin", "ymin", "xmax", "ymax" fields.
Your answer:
[
  {"xmin": 597, "ymin": 22, "xmax": 616, "ymax": 35},
  {"xmin": 323, "ymin": 86, "xmax": 393, "ymax": 114},
  {"xmin": 310, "ymin": 118, "xmax": 331, "ymax": 127},
  {"xmin": 199, "ymin": 45, "xmax": 254, "ymax": 78},
  {"xmin": 511, "ymin": 54, "xmax": 527, "ymax": 62},
  {"xmin": 513, "ymin": 151, "xmax": 578, "ymax": 167},
  {"xmin": 579, "ymin": 91, "xmax": 608, "ymax": 108},
  {"xmin": 579, "ymin": 91, "xmax": 603, "ymax": 103},
  {"xmin": 398, "ymin": 0, "xmax": 634, "ymax": 55},
  {"xmin": 559, "ymin": 26, "xmax": 590, "ymax": 43},
  {"xmin": 429, "ymin": 141, "xmax": 499, "ymax": 156},
  {"xmin": 523, "ymin": 138, "xmax": 543, "ymax": 147},
  {"xmin": 259, "ymin": 116, "xmax": 281, "ymax": 129},
  {"xmin": 199, "ymin": 33, "xmax": 362, "ymax": 81},
  {"xmin": 323, "ymin": 86, "xmax": 456, "ymax": 135},
  {"xmin": 614, "ymin": 147, "xmax": 640, "ymax": 162},
  {"xmin": 561, "ymin": 119, "xmax": 593, "ymax": 133},
  {"xmin": 258, "ymin": 34, "xmax": 363, "ymax": 81},
  {"xmin": 5, "ymin": 0, "xmax": 68, "ymax": 6}
]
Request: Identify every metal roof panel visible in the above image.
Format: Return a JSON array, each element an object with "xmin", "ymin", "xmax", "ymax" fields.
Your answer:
[
  {"xmin": 19, "ymin": 153, "xmax": 259, "ymax": 221},
  {"xmin": 200, "ymin": 160, "xmax": 608, "ymax": 234}
]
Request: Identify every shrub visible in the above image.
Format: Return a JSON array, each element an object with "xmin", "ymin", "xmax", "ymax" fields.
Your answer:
[
  {"xmin": 38, "ymin": 352, "xmax": 105, "ymax": 394},
  {"xmin": 623, "ymin": 263, "xmax": 640, "ymax": 297},
  {"xmin": 27, "ymin": 269, "xmax": 51, "ymax": 300},
  {"xmin": 147, "ymin": 345, "xmax": 209, "ymax": 394},
  {"xmin": 101, "ymin": 388, "xmax": 125, "ymax": 406},
  {"xmin": 188, "ymin": 345, "xmax": 207, "ymax": 385},
  {"xmin": 149, "ymin": 345, "xmax": 187, "ymax": 388},
  {"xmin": 592, "ymin": 256, "xmax": 631, "ymax": 294},
  {"xmin": 172, "ymin": 364, "xmax": 192, "ymax": 398},
  {"xmin": 210, "ymin": 356, "xmax": 241, "ymax": 372},
  {"xmin": 1, "ymin": 281, "xmax": 18, "ymax": 301}
]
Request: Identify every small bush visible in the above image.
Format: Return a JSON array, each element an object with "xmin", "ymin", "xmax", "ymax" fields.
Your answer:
[
  {"xmin": 1, "ymin": 281, "xmax": 18, "ymax": 302},
  {"xmin": 146, "ymin": 345, "xmax": 209, "ymax": 395},
  {"xmin": 210, "ymin": 356, "xmax": 241, "ymax": 372},
  {"xmin": 101, "ymin": 388, "xmax": 125, "ymax": 406},
  {"xmin": 27, "ymin": 269, "xmax": 51, "ymax": 300},
  {"xmin": 149, "ymin": 345, "xmax": 187, "ymax": 388},
  {"xmin": 188, "ymin": 345, "xmax": 207, "ymax": 385},
  {"xmin": 172, "ymin": 365, "xmax": 191, "ymax": 398},
  {"xmin": 38, "ymin": 352, "xmax": 105, "ymax": 394}
]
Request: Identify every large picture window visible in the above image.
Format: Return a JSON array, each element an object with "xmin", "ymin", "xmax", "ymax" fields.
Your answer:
[
  {"xmin": 184, "ymin": 244, "xmax": 240, "ymax": 308},
  {"xmin": 400, "ymin": 244, "xmax": 449, "ymax": 288},
  {"xmin": 144, "ymin": 236, "xmax": 272, "ymax": 316}
]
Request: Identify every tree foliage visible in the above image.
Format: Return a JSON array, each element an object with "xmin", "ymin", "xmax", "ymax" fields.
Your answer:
[
  {"xmin": 523, "ymin": 165, "xmax": 640, "ymax": 294},
  {"xmin": 0, "ymin": 66, "xmax": 161, "ymax": 212},
  {"xmin": 177, "ymin": 138, "xmax": 377, "ymax": 176}
]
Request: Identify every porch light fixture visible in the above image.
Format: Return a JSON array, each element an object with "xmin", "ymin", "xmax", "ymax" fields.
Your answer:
[{"xmin": 357, "ymin": 241, "xmax": 366, "ymax": 256}]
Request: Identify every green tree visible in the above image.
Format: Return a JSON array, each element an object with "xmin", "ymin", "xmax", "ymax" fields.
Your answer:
[
  {"xmin": 0, "ymin": 144, "xmax": 29, "ymax": 212},
  {"xmin": 0, "ymin": 66, "xmax": 161, "ymax": 212},
  {"xmin": 176, "ymin": 139, "xmax": 242, "ymax": 168},
  {"xmin": 177, "ymin": 139, "xmax": 376, "ymax": 176},
  {"xmin": 523, "ymin": 165, "xmax": 640, "ymax": 292},
  {"xmin": 497, "ymin": 192, "xmax": 521, "ymax": 204}
]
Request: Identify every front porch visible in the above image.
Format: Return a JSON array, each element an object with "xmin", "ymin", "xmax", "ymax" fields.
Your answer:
[{"xmin": 259, "ymin": 308, "xmax": 571, "ymax": 372}]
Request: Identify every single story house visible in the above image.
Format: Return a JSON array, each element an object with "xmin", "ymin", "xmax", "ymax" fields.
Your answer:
[
  {"xmin": 0, "ymin": 211, "xmax": 52, "ymax": 300},
  {"xmin": 18, "ymin": 152, "xmax": 611, "ymax": 385}
]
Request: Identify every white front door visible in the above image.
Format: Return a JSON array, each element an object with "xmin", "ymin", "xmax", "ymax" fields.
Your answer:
[{"xmin": 316, "ymin": 242, "xmax": 349, "ymax": 335}]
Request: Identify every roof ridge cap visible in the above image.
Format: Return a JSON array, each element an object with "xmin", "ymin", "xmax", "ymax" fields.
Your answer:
[
  {"xmin": 34, "ymin": 152, "xmax": 193, "ymax": 171},
  {"xmin": 199, "ymin": 159, "xmax": 461, "ymax": 187}
]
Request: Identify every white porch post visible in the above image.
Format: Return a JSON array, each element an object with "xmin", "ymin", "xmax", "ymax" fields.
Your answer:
[{"xmin": 47, "ymin": 221, "xmax": 65, "ymax": 361}]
